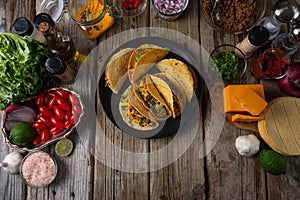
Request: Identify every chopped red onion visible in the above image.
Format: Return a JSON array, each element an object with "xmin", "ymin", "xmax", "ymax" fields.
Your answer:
[{"xmin": 153, "ymin": 0, "xmax": 186, "ymax": 15}]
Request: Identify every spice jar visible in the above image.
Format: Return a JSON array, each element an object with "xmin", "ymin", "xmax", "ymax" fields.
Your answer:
[
  {"xmin": 45, "ymin": 55, "xmax": 77, "ymax": 84},
  {"xmin": 236, "ymin": 26, "xmax": 269, "ymax": 58},
  {"xmin": 12, "ymin": 17, "xmax": 46, "ymax": 44},
  {"xmin": 34, "ymin": 13, "xmax": 82, "ymax": 64},
  {"xmin": 251, "ymin": 48, "xmax": 290, "ymax": 79},
  {"xmin": 68, "ymin": 0, "xmax": 121, "ymax": 40}
]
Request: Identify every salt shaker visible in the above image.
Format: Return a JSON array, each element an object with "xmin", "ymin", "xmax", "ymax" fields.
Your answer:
[
  {"xmin": 272, "ymin": 22, "xmax": 300, "ymax": 56},
  {"xmin": 236, "ymin": 26, "xmax": 269, "ymax": 58},
  {"xmin": 12, "ymin": 17, "xmax": 46, "ymax": 43},
  {"xmin": 257, "ymin": 0, "xmax": 300, "ymax": 40},
  {"xmin": 45, "ymin": 55, "xmax": 77, "ymax": 84}
]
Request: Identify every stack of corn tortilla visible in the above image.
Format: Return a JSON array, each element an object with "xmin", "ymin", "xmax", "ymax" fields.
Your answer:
[{"xmin": 258, "ymin": 97, "xmax": 300, "ymax": 156}]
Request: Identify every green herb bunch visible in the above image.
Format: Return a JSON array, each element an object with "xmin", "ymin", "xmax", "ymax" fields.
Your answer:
[
  {"xmin": 211, "ymin": 51, "xmax": 240, "ymax": 81},
  {"xmin": 0, "ymin": 33, "xmax": 58, "ymax": 110}
]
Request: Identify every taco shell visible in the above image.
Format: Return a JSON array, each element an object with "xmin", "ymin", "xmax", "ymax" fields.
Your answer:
[
  {"xmin": 156, "ymin": 58, "xmax": 196, "ymax": 102},
  {"xmin": 105, "ymin": 48, "xmax": 135, "ymax": 94},
  {"xmin": 128, "ymin": 44, "xmax": 169, "ymax": 83},
  {"xmin": 148, "ymin": 73, "xmax": 186, "ymax": 118},
  {"xmin": 133, "ymin": 75, "xmax": 172, "ymax": 121},
  {"xmin": 119, "ymin": 86, "xmax": 158, "ymax": 131},
  {"xmin": 258, "ymin": 97, "xmax": 300, "ymax": 156}
]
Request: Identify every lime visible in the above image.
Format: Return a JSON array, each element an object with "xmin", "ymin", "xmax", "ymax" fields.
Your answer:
[
  {"xmin": 258, "ymin": 149, "xmax": 287, "ymax": 175},
  {"xmin": 9, "ymin": 124, "xmax": 36, "ymax": 145},
  {"xmin": 55, "ymin": 139, "xmax": 73, "ymax": 157}
]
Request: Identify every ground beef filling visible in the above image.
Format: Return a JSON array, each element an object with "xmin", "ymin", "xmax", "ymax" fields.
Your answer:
[{"xmin": 202, "ymin": 0, "xmax": 257, "ymax": 32}]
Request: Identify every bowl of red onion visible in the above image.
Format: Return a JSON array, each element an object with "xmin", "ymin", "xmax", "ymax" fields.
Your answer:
[{"xmin": 152, "ymin": 0, "xmax": 189, "ymax": 20}]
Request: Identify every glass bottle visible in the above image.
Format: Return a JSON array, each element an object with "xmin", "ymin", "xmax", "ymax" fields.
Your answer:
[
  {"xmin": 257, "ymin": 0, "xmax": 300, "ymax": 40},
  {"xmin": 12, "ymin": 17, "xmax": 46, "ymax": 44},
  {"xmin": 271, "ymin": 22, "xmax": 300, "ymax": 56},
  {"xmin": 34, "ymin": 13, "xmax": 82, "ymax": 64},
  {"xmin": 45, "ymin": 55, "xmax": 76, "ymax": 84},
  {"xmin": 236, "ymin": 26, "xmax": 269, "ymax": 58}
]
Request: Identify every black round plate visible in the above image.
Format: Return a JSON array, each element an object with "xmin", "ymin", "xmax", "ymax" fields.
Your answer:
[{"xmin": 98, "ymin": 37, "xmax": 204, "ymax": 139}]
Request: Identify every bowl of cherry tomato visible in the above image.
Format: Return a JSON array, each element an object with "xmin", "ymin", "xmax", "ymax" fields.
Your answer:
[{"xmin": 1, "ymin": 87, "xmax": 84, "ymax": 152}]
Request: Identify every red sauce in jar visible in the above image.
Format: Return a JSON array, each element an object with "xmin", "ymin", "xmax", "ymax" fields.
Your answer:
[{"xmin": 252, "ymin": 48, "xmax": 290, "ymax": 79}]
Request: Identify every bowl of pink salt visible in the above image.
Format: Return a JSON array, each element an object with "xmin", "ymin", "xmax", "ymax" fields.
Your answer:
[{"xmin": 20, "ymin": 151, "xmax": 57, "ymax": 188}]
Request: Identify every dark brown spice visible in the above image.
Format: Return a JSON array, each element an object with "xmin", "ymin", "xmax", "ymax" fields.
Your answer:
[{"xmin": 202, "ymin": 0, "xmax": 257, "ymax": 32}]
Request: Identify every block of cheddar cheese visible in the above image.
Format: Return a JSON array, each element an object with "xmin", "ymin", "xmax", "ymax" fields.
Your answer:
[
  {"xmin": 223, "ymin": 84, "xmax": 266, "ymax": 114},
  {"xmin": 231, "ymin": 113, "xmax": 265, "ymax": 122}
]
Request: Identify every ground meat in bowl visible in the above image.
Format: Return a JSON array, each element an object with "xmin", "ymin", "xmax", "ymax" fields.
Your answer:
[{"xmin": 202, "ymin": 0, "xmax": 257, "ymax": 33}]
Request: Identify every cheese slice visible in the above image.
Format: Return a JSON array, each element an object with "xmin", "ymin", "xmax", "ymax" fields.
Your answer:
[
  {"xmin": 223, "ymin": 84, "xmax": 265, "ymax": 113},
  {"xmin": 234, "ymin": 88, "xmax": 268, "ymax": 116},
  {"xmin": 231, "ymin": 113, "xmax": 265, "ymax": 122}
]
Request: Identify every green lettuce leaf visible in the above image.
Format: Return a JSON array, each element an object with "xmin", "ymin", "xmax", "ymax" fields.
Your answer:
[{"xmin": 0, "ymin": 32, "xmax": 57, "ymax": 110}]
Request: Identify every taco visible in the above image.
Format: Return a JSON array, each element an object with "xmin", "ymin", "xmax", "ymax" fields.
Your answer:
[
  {"xmin": 148, "ymin": 73, "xmax": 186, "ymax": 118},
  {"xmin": 128, "ymin": 44, "xmax": 169, "ymax": 83},
  {"xmin": 156, "ymin": 58, "xmax": 197, "ymax": 102},
  {"xmin": 105, "ymin": 48, "xmax": 135, "ymax": 94},
  {"xmin": 119, "ymin": 86, "xmax": 158, "ymax": 130},
  {"xmin": 133, "ymin": 75, "xmax": 172, "ymax": 121}
]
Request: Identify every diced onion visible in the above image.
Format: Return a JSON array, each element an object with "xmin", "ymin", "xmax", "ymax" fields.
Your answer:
[{"xmin": 153, "ymin": 0, "xmax": 186, "ymax": 15}]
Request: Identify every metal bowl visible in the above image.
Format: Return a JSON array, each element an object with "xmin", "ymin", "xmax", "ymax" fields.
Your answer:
[
  {"xmin": 1, "ymin": 87, "xmax": 84, "ymax": 153},
  {"xmin": 200, "ymin": 0, "xmax": 266, "ymax": 34}
]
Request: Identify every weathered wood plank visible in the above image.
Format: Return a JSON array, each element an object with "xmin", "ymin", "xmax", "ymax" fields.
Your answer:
[
  {"xmin": 149, "ymin": 0, "xmax": 206, "ymax": 199},
  {"xmin": 93, "ymin": 9, "xmax": 150, "ymax": 200},
  {"xmin": 0, "ymin": 0, "xmax": 36, "ymax": 200},
  {"xmin": 199, "ymin": 2, "xmax": 268, "ymax": 200}
]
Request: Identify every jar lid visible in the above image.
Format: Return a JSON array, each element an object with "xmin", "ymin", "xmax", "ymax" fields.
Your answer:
[
  {"xmin": 34, "ymin": 13, "xmax": 55, "ymax": 29},
  {"xmin": 248, "ymin": 26, "xmax": 270, "ymax": 46},
  {"xmin": 45, "ymin": 55, "xmax": 67, "ymax": 75},
  {"xmin": 12, "ymin": 17, "xmax": 34, "ymax": 37},
  {"xmin": 38, "ymin": 0, "xmax": 65, "ymax": 23}
]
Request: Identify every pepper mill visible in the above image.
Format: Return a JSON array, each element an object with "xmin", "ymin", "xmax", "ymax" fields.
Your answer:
[
  {"xmin": 257, "ymin": 0, "xmax": 300, "ymax": 40},
  {"xmin": 272, "ymin": 22, "xmax": 300, "ymax": 56}
]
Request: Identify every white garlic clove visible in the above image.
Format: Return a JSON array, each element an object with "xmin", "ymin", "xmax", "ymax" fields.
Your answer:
[
  {"xmin": 235, "ymin": 134, "xmax": 260, "ymax": 157},
  {"xmin": 1, "ymin": 151, "xmax": 24, "ymax": 174}
]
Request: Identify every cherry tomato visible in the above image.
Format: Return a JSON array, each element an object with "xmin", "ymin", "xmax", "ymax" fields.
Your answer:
[
  {"xmin": 44, "ymin": 93, "xmax": 52, "ymax": 106},
  {"xmin": 64, "ymin": 120, "xmax": 73, "ymax": 129},
  {"xmin": 72, "ymin": 103, "xmax": 81, "ymax": 116},
  {"xmin": 65, "ymin": 111, "xmax": 72, "ymax": 121},
  {"xmin": 53, "ymin": 106, "xmax": 65, "ymax": 120},
  {"xmin": 47, "ymin": 96, "xmax": 57, "ymax": 110},
  {"xmin": 33, "ymin": 135, "xmax": 41, "ymax": 146},
  {"xmin": 48, "ymin": 91, "xmax": 56, "ymax": 97},
  {"xmin": 70, "ymin": 115, "xmax": 78, "ymax": 125},
  {"xmin": 35, "ymin": 92, "xmax": 44, "ymax": 106},
  {"xmin": 56, "ymin": 97, "xmax": 71, "ymax": 111},
  {"xmin": 33, "ymin": 121, "xmax": 46, "ymax": 130},
  {"xmin": 41, "ymin": 129, "xmax": 51, "ymax": 142},
  {"xmin": 50, "ymin": 126, "xmax": 63, "ymax": 135},
  {"xmin": 37, "ymin": 115, "xmax": 52, "ymax": 127},
  {"xmin": 5, "ymin": 104, "xmax": 20, "ymax": 112},
  {"xmin": 50, "ymin": 116, "xmax": 64, "ymax": 128},
  {"xmin": 68, "ymin": 93, "xmax": 79, "ymax": 105},
  {"xmin": 39, "ymin": 105, "xmax": 53, "ymax": 117},
  {"xmin": 56, "ymin": 89, "xmax": 69, "ymax": 99},
  {"xmin": 36, "ymin": 113, "xmax": 43, "ymax": 120}
]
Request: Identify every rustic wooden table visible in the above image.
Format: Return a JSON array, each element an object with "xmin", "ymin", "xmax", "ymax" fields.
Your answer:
[{"xmin": 1, "ymin": 0, "xmax": 300, "ymax": 199}]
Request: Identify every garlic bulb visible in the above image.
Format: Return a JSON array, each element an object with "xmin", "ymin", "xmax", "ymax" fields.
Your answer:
[
  {"xmin": 235, "ymin": 135, "xmax": 260, "ymax": 157},
  {"xmin": 0, "ymin": 151, "xmax": 23, "ymax": 174}
]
